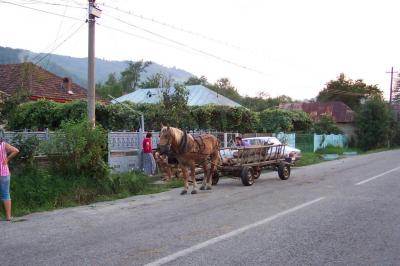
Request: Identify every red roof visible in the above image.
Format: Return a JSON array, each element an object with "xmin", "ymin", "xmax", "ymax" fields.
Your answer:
[
  {"xmin": 0, "ymin": 63, "xmax": 87, "ymax": 103},
  {"xmin": 280, "ymin": 101, "xmax": 354, "ymax": 123}
]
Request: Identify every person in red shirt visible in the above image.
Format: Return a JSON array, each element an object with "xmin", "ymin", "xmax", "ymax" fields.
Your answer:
[{"xmin": 142, "ymin": 132, "xmax": 156, "ymax": 175}]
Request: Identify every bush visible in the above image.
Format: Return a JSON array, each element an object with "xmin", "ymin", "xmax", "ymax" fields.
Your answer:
[
  {"xmin": 258, "ymin": 109, "xmax": 311, "ymax": 133},
  {"xmin": 356, "ymin": 98, "xmax": 392, "ymax": 150},
  {"xmin": 43, "ymin": 120, "xmax": 109, "ymax": 179},
  {"xmin": 9, "ymin": 134, "xmax": 40, "ymax": 171},
  {"xmin": 313, "ymin": 115, "xmax": 342, "ymax": 134},
  {"xmin": 7, "ymin": 99, "xmax": 316, "ymax": 133}
]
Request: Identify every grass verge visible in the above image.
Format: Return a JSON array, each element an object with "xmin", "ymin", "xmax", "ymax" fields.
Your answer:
[
  {"xmin": 295, "ymin": 152, "xmax": 324, "ymax": 167},
  {"xmin": 1, "ymin": 169, "xmax": 183, "ymax": 218}
]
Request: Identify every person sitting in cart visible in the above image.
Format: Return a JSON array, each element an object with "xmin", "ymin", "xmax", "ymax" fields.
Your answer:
[{"xmin": 235, "ymin": 136, "xmax": 249, "ymax": 147}]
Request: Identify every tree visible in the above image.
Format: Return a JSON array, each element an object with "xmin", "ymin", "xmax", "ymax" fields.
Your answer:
[
  {"xmin": 96, "ymin": 73, "xmax": 123, "ymax": 98},
  {"xmin": 207, "ymin": 78, "xmax": 242, "ymax": 102},
  {"xmin": 184, "ymin": 75, "xmax": 208, "ymax": 86},
  {"xmin": 240, "ymin": 94, "xmax": 293, "ymax": 112},
  {"xmin": 120, "ymin": 60, "xmax": 152, "ymax": 93},
  {"xmin": 312, "ymin": 115, "xmax": 342, "ymax": 134},
  {"xmin": 258, "ymin": 109, "xmax": 293, "ymax": 133},
  {"xmin": 140, "ymin": 72, "xmax": 175, "ymax": 89},
  {"xmin": 257, "ymin": 109, "xmax": 312, "ymax": 133},
  {"xmin": 355, "ymin": 97, "xmax": 393, "ymax": 150},
  {"xmin": 317, "ymin": 73, "xmax": 383, "ymax": 110},
  {"xmin": 161, "ymin": 83, "xmax": 190, "ymax": 127}
]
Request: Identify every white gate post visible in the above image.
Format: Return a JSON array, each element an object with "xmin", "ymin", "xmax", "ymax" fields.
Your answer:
[{"xmin": 224, "ymin": 133, "xmax": 228, "ymax": 148}]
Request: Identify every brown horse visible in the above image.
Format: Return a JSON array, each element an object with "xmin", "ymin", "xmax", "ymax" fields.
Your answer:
[{"xmin": 158, "ymin": 126, "xmax": 221, "ymax": 195}]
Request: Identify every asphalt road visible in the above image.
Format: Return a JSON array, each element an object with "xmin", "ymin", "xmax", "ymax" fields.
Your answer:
[{"xmin": 1, "ymin": 150, "xmax": 400, "ymax": 266}]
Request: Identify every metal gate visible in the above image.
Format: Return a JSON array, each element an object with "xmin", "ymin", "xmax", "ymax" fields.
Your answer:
[{"xmin": 295, "ymin": 134, "xmax": 314, "ymax": 153}]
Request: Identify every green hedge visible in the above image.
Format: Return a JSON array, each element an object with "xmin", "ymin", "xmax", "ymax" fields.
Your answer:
[{"xmin": 7, "ymin": 99, "xmax": 313, "ymax": 133}]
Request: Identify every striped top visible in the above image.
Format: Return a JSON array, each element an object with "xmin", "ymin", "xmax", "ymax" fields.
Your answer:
[{"xmin": 0, "ymin": 142, "xmax": 10, "ymax": 176}]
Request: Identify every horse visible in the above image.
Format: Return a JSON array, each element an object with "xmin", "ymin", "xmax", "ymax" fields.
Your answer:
[{"xmin": 158, "ymin": 126, "xmax": 221, "ymax": 195}]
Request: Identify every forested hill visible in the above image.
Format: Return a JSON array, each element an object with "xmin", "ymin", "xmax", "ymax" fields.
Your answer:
[{"xmin": 0, "ymin": 46, "xmax": 193, "ymax": 88}]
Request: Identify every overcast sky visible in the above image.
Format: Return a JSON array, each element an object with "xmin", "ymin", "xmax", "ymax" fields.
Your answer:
[{"xmin": 1, "ymin": 0, "xmax": 399, "ymax": 100}]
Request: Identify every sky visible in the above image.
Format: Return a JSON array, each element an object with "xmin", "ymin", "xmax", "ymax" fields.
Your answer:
[{"xmin": 1, "ymin": 0, "xmax": 400, "ymax": 100}]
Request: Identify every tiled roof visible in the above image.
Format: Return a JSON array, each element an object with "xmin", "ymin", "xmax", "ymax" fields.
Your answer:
[
  {"xmin": 280, "ymin": 101, "xmax": 354, "ymax": 123},
  {"xmin": 113, "ymin": 85, "xmax": 242, "ymax": 107},
  {"xmin": 0, "ymin": 63, "xmax": 87, "ymax": 102}
]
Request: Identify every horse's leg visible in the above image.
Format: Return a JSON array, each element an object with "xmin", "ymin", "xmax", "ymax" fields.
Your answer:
[
  {"xmin": 207, "ymin": 151, "xmax": 220, "ymax": 190},
  {"xmin": 207, "ymin": 162, "xmax": 216, "ymax": 190},
  {"xmin": 190, "ymin": 162, "xmax": 198, "ymax": 194},
  {"xmin": 200, "ymin": 161, "xmax": 208, "ymax": 190},
  {"xmin": 165, "ymin": 165, "xmax": 172, "ymax": 181},
  {"xmin": 181, "ymin": 166, "xmax": 189, "ymax": 195}
]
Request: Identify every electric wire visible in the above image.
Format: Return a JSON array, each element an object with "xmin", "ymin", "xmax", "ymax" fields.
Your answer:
[
  {"xmin": 5, "ymin": 0, "xmax": 268, "ymax": 77},
  {"xmin": 33, "ymin": 22, "xmax": 86, "ymax": 65},
  {"xmin": 97, "ymin": 22, "xmax": 190, "ymax": 53},
  {"xmin": 0, "ymin": 0, "xmax": 84, "ymax": 21},
  {"xmin": 12, "ymin": 0, "xmax": 86, "ymax": 9},
  {"xmin": 98, "ymin": 2, "xmax": 256, "ymax": 55},
  {"xmin": 103, "ymin": 12, "xmax": 266, "ymax": 75},
  {"xmin": 45, "ymin": 0, "xmax": 71, "ymax": 67}
]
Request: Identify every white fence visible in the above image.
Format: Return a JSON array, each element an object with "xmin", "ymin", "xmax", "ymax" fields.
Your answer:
[
  {"xmin": 0, "ymin": 129, "xmax": 51, "ymax": 143},
  {"xmin": 313, "ymin": 134, "xmax": 347, "ymax": 152},
  {"xmin": 272, "ymin": 132, "xmax": 347, "ymax": 152}
]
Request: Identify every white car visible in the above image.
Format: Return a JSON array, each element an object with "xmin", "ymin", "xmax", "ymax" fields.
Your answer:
[{"xmin": 242, "ymin": 137, "xmax": 302, "ymax": 162}]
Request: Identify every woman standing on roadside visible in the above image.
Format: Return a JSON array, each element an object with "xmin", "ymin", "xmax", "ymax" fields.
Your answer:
[
  {"xmin": 0, "ymin": 139, "xmax": 19, "ymax": 221},
  {"xmin": 142, "ymin": 132, "xmax": 156, "ymax": 176}
]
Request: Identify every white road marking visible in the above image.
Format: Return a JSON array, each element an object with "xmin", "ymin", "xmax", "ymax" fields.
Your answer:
[
  {"xmin": 144, "ymin": 197, "xmax": 325, "ymax": 266},
  {"xmin": 355, "ymin": 166, "xmax": 400, "ymax": 186}
]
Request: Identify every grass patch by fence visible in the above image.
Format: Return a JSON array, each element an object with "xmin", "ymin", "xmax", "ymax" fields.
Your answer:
[
  {"xmin": 315, "ymin": 145, "xmax": 361, "ymax": 155},
  {"xmin": 294, "ymin": 152, "xmax": 324, "ymax": 167}
]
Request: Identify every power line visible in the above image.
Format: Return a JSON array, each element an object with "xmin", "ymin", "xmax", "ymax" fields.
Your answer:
[
  {"xmin": 45, "ymin": 0, "xmax": 71, "ymax": 67},
  {"xmin": 33, "ymin": 22, "xmax": 86, "ymax": 65},
  {"xmin": 12, "ymin": 0, "xmax": 86, "ymax": 9},
  {"xmin": 0, "ymin": 0, "xmax": 84, "ymax": 21},
  {"xmin": 98, "ymin": 2, "xmax": 256, "ymax": 55},
  {"xmin": 103, "ymin": 12, "xmax": 266, "ymax": 75},
  {"xmin": 97, "ymin": 22, "xmax": 189, "ymax": 52},
  {"xmin": 30, "ymin": 20, "xmax": 82, "ymax": 62}
]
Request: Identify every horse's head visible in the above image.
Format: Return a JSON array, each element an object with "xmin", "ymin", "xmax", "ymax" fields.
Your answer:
[{"xmin": 158, "ymin": 125, "xmax": 172, "ymax": 155}]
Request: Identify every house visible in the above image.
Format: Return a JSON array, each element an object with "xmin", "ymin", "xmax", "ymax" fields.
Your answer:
[
  {"xmin": 113, "ymin": 85, "xmax": 242, "ymax": 107},
  {"xmin": 280, "ymin": 101, "xmax": 355, "ymax": 136},
  {"xmin": 0, "ymin": 63, "xmax": 88, "ymax": 103}
]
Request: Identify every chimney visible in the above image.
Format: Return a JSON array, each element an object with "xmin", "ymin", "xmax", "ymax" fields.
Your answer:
[{"xmin": 62, "ymin": 77, "xmax": 74, "ymax": 95}]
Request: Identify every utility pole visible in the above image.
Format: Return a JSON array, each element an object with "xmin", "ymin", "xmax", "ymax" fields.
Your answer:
[
  {"xmin": 386, "ymin": 67, "xmax": 398, "ymax": 104},
  {"xmin": 87, "ymin": 0, "xmax": 101, "ymax": 126}
]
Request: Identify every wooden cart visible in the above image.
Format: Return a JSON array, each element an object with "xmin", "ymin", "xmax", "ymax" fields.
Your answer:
[{"xmin": 214, "ymin": 144, "xmax": 291, "ymax": 186}]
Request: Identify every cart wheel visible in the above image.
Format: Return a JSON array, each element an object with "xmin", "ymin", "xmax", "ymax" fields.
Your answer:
[
  {"xmin": 252, "ymin": 167, "xmax": 261, "ymax": 179},
  {"xmin": 278, "ymin": 163, "xmax": 291, "ymax": 180},
  {"xmin": 241, "ymin": 166, "xmax": 254, "ymax": 186},
  {"xmin": 212, "ymin": 171, "xmax": 220, "ymax": 185}
]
